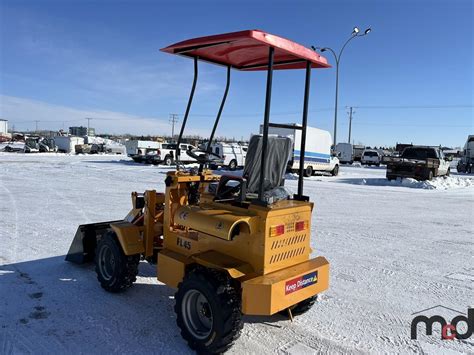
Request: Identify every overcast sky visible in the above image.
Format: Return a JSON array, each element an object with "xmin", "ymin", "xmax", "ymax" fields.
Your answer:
[{"xmin": 1, "ymin": 0, "xmax": 472, "ymax": 147}]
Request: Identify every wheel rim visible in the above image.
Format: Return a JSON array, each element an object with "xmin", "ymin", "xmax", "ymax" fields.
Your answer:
[
  {"xmin": 182, "ymin": 289, "xmax": 213, "ymax": 340},
  {"xmin": 98, "ymin": 245, "xmax": 115, "ymax": 281}
]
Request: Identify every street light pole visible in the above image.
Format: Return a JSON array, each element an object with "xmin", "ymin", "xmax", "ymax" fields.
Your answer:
[{"xmin": 315, "ymin": 27, "xmax": 371, "ymax": 148}]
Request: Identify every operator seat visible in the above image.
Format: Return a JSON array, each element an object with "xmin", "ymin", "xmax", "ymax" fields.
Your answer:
[
  {"xmin": 214, "ymin": 135, "xmax": 293, "ymax": 203},
  {"xmin": 243, "ymin": 134, "xmax": 293, "ymax": 193}
]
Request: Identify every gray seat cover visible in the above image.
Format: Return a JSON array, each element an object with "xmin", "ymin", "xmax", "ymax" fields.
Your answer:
[{"xmin": 243, "ymin": 135, "xmax": 293, "ymax": 193}]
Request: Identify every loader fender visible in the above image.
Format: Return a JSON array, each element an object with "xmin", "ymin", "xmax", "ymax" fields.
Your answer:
[
  {"xmin": 109, "ymin": 221, "xmax": 145, "ymax": 256},
  {"xmin": 157, "ymin": 249, "xmax": 190, "ymax": 288},
  {"xmin": 192, "ymin": 250, "xmax": 254, "ymax": 279},
  {"xmin": 157, "ymin": 250, "xmax": 252, "ymax": 289}
]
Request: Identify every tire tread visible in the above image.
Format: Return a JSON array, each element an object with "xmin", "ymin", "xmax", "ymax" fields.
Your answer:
[
  {"xmin": 175, "ymin": 267, "xmax": 243, "ymax": 354},
  {"xmin": 95, "ymin": 232, "xmax": 139, "ymax": 293}
]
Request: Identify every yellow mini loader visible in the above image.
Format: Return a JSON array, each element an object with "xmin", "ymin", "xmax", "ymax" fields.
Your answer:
[{"xmin": 66, "ymin": 30, "xmax": 331, "ymax": 354}]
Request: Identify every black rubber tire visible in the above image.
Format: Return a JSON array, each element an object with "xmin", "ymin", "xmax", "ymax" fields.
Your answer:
[
  {"xmin": 426, "ymin": 170, "xmax": 434, "ymax": 181},
  {"xmin": 95, "ymin": 232, "xmax": 140, "ymax": 293},
  {"xmin": 164, "ymin": 155, "xmax": 173, "ymax": 166},
  {"xmin": 279, "ymin": 295, "xmax": 318, "ymax": 317},
  {"xmin": 387, "ymin": 175, "xmax": 396, "ymax": 181},
  {"xmin": 303, "ymin": 166, "xmax": 313, "ymax": 177},
  {"xmin": 228, "ymin": 159, "xmax": 237, "ymax": 171},
  {"xmin": 175, "ymin": 268, "xmax": 243, "ymax": 354},
  {"xmin": 331, "ymin": 164, "xmax": 339, "ymax": 176}
]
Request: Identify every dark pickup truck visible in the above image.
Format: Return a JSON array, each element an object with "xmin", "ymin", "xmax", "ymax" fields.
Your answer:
[{"xmin": 383, "ymin": 146, "xmax": 451, "ymax": 181}]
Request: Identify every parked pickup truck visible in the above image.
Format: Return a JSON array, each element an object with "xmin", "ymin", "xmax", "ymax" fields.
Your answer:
[{"xmin": 383, "ymin": 146, "xmax": 451, "ymax": 181}]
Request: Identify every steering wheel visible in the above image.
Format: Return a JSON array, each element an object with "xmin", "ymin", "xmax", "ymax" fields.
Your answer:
[
  {"xmin": 215, "ymin": 182, "xmax": 241, "ymax": 200},
  {"xmin": 214, "ymin": 176, "xmax": 244, "ymax": 201},
  {"xmin": 186, "ymin": 149, "xmax": 221, "ymax": 165}
]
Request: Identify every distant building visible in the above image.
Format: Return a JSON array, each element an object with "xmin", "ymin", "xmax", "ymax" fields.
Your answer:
[
  {"xmin": 0, "ymin": 119, "xmax": 7, "ymax": 135},
  {"xmin": 69, "ymin": 126, "xmax": 95, "ymax": 136},
  {"xmin": 0, "ymin": 119, "xmax": 8, "ymax": 135}
]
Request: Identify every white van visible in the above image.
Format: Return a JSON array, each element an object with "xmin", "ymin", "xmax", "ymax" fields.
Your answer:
[
  {"xmin": 335, "ymin": 143, "xmax": 353, "ymax": 164},
  {"xmin": 208, "ymin": 143, "xmax": 247, "ymax": 170},
  {"xmin": 264, "ymin": 124, "xmax": 339, "ymax": 176}
]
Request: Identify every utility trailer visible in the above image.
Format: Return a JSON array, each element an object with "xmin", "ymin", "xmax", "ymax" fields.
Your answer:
[
  {"xmin": 55, "ymin": 136, "xmax": 84, "ymax": 153},
  {"xmin": 66, "ymin": 29, "xmax": 331, "ymax": 354}
]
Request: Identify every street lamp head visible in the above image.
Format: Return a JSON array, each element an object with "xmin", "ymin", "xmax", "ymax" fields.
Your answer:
[
  {"xmin": 352, "ymin": 27, "xmax": 360, "ymax": 36},
  {"xmin": 364, "ymin": 28, "xmax": 371, "ymax": 35},
  {"xmin": 311, "ymin": 45, "xmax": 316, "ymax": 51},
  {"xmin": 320, "ymin": 47, "xmax": 327, "ymax": 52}
]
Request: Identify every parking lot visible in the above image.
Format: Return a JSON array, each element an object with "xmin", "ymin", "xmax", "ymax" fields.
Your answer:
[{"xmin": 0, "ymin": 153, "xmax": 472, "ymax": 354}]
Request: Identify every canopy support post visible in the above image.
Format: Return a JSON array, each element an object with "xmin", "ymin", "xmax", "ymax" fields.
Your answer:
[
  {"xmin": 205, "ymin": 65, "xmax": 231, "ymax": 162},
  {"xmin": 257, "ymin": 47, "xmax": 275, "ymax": 203},
  {"xmin": 294, "ymin": 61, "xmax": 311, "ymax": 201},
  {"xmin": 176, "ymin": 56, "xmax": 198, "ymax": 164}
]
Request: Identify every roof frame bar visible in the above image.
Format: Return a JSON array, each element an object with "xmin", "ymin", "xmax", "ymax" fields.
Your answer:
[
  {"xmin": 294, "ymin": 61, "xmax": 311, "ymax": 201},
  {"xmin": 240, "ymin": 58, "xmax": 307, "ymax": 70},
  {"xmin": 179, "ymin": 53, "xmax": 234, "ymax": 70},
  {"xmin": 173, "ymin": 41, "xmax": 233, "ymax": 54},
  {"xmin": 203, "ymin": 65, "xmax": 231, "ymax": 172},
  {"xmin": 176, "ymin": 56, "xmax": 198, "ymax": 163},
  {"xmin": 257, "ymin": 46, "xmax": 275, "ymax": 204}
]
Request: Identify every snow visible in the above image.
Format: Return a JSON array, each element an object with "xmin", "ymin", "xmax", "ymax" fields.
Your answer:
[
  {"xmin": 340, "ymin": 175, "xmax": 474, "ymax": 190},
  {"xmin": 0, "ymin": 153, "xmax": 473, "ymax": 354}
]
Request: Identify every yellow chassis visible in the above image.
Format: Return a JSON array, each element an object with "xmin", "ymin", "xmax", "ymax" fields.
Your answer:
[{"xmin": 83, "ymin": 170, "xmax": 329, "ymax": 316}]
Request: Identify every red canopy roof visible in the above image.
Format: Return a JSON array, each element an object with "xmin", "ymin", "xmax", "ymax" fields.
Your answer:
[{"xmin": 160, "ymin": 30, "xmax": 330, "ymax": 71}]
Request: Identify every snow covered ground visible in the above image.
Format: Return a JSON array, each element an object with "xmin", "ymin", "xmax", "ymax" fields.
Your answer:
[{"xmin": 0, "ymin": 153, "xmax": 473, "ymax": 354}]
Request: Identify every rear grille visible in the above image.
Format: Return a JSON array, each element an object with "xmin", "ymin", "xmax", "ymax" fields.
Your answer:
[
  {"xmin": 268, "ymin": 233, "xmax": 307, "ymax": 264},
  {"xmin": 270, "ymin": 234, "xmax": 306, "ymax": 249},
  {"xmin": 269, "ymin": 247, "xmax": 306, "ymax": 264}
]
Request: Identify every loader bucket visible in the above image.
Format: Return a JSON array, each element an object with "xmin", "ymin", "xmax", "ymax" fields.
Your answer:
[{"xmin": 65, "ymin": 221, "xmax": 121, "ymax": 264}]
